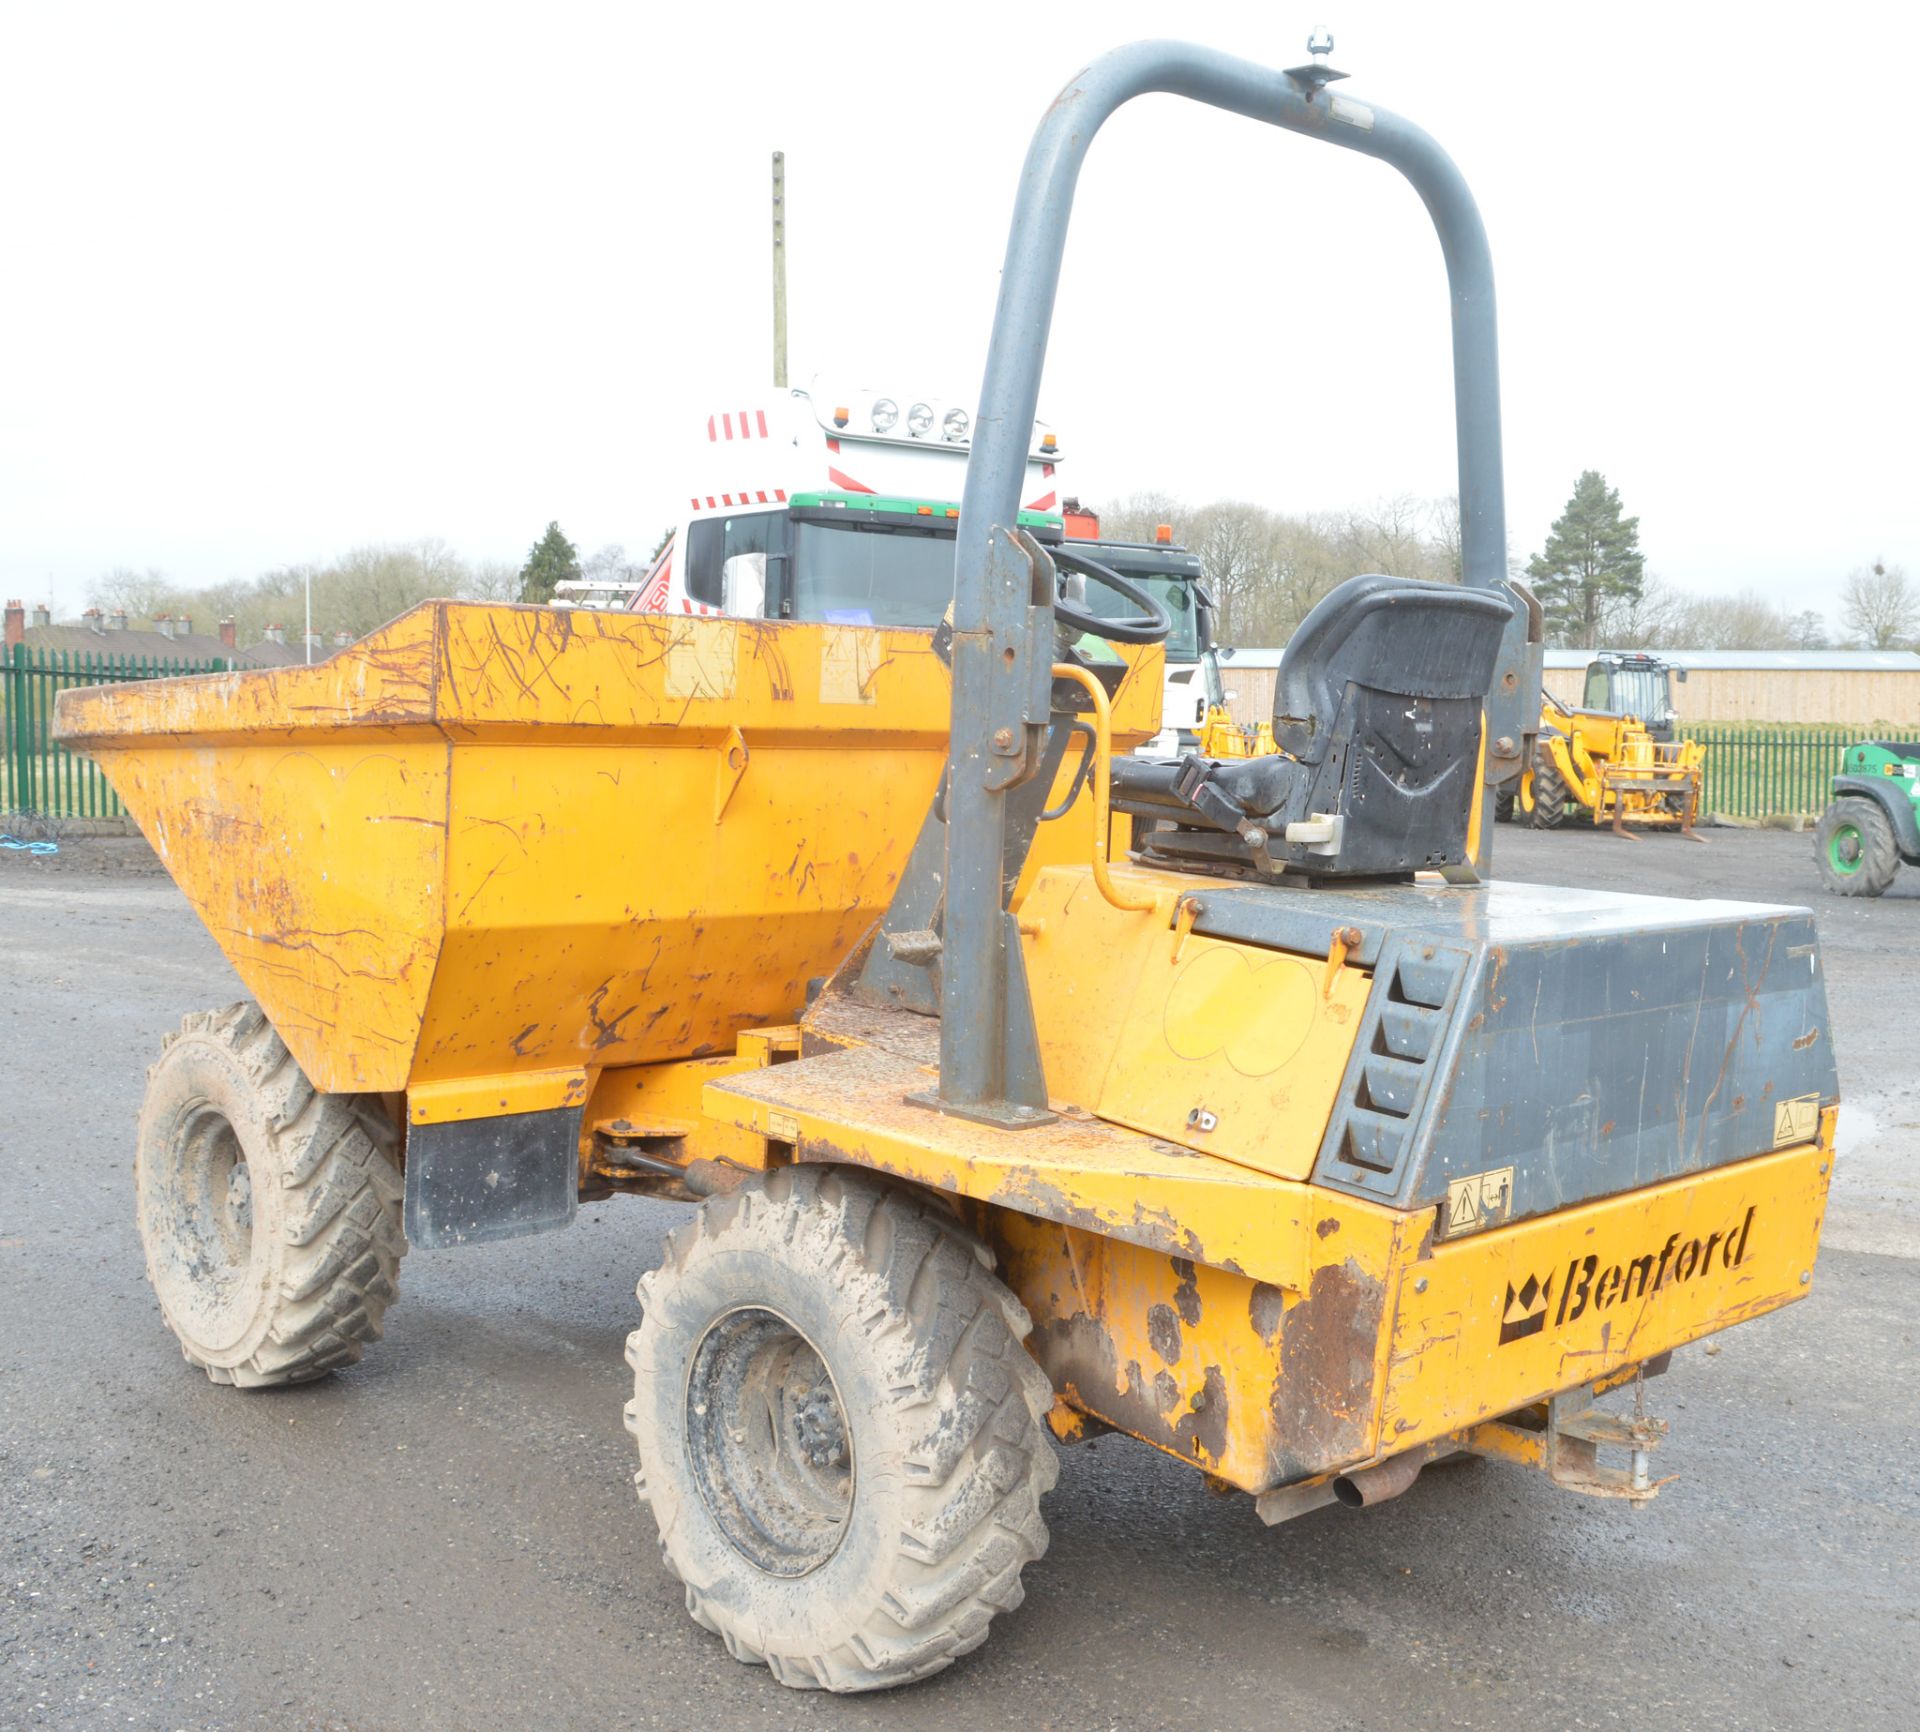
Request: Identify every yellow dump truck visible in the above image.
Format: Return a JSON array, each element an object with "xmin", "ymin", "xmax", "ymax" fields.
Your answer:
[{"xmin": 58, "ymin": 39, "xmax": 1838, "ymax": 1698}]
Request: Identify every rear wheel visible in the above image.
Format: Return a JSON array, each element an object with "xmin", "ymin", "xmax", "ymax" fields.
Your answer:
[
  {"xmin": 624, "ymin": 1166, "xmax": 1057, "ymax": 1692},
  {"xmin": 136, "ymin": 1002, "xmax": 405, "ymax": 1386},
  {"xmin": 1493, "ymin": 788, "xmax": 1516, "ymax": 823},
  {"xmin": 1528, "ymin": 745, "xmax": 1571, "ymax": 829},
  {"xmin": 1815, "ymin": 798, "xmax": 1900, "ymax": 896}
]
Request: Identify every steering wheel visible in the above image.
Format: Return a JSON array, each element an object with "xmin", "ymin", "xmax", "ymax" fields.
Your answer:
[{"xmin": 1048, "ymin": 543, "xmax": 1173, "ymax": 645}]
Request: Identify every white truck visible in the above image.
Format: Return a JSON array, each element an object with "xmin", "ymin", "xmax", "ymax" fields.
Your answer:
[
  {"xmin": 625, "ymin": 384, "xmax": 1062, "ymax": 623},
  {"xmin": 620, "ymin": 386, "xmax": 1214, "ymax": 757}
]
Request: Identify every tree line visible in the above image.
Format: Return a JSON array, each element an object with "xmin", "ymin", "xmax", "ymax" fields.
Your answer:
[
  {"xmin": 84, "ymin": 523, "xmax": 639, "ymax": 644},
  {"xmin": 1093, "ymin": 491, "xmax": 1464, "ymax": 648},
  {"xmin": 1097, "ymin": 472, "xmax": 1915, "ymax": 653},
  {"xmin": 72, "ymin": 480, "xmax": 1914, "ymax": 656}
]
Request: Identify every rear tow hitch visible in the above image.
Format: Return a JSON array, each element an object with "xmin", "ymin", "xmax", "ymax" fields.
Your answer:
[{"xmin": 1463, "ymin": 1373, "xmax": 1675, "ymax": 1506}]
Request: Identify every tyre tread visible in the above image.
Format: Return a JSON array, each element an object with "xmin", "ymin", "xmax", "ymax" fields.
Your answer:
[
  {"xmin": 628, "ymin": 1166, "xmax": 1054, "ymax": 1693},
  {"xmin": 142, "ymin": 1002, "xmax": 404, "ymax": 1387}
]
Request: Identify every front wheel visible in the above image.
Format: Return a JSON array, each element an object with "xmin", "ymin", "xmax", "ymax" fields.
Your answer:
[
  {"xmin": 1814, "ymin": 797, "xmax": 1900, "ymax": 896},
  {"xmin": 1529, "ymin": 745, "xmax": 1572, "ymax": 829},
  {"xmin": 624, "ymin": 1166, "xmax": 1057, "ymax": 1692},
  {"xmin": 136, "ymin": 1003, "xmax": 405, "ymax": 1386}
]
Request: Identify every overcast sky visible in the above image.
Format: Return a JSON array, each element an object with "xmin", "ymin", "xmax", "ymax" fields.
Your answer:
[{"xmin": 4, "ymin": 2, "xmax": 1915, "ymax": 625}]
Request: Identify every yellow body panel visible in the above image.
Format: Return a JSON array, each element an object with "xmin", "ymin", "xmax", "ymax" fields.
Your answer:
[
  {"xmin": 992, "ymin": 1208, "xmax": 1411, "ymax": 1487},
  {"xmin": 1378, "ymin": 1139, "xmax": 1831, "ymax": 1449},
  {"xmin": 409, "ymin": 1065, "xmax": 590, "ymax": 1126},
  {"xmin": 57, "ymin": 603, "xmax": 1162, "ymax": 1106},
  {"xmin": 704, "ymin": 1038, "xmax": 1363, "ymax": 1285},
  {"xmin": 1020, "ymin": 864, "xmax": 1369, "ymax": 1179},
  {"xmin": 712, "ymin": 993, "xmax": 1833, "ymax": 1491},
  {"xmin": 67, "ymin": 736, "xmax": 450, "ymax": 1093}
]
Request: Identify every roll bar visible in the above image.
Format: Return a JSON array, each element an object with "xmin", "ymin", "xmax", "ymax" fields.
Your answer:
[{"xmin": 936, "ymin": 39, "xmax": 1536, "ymax": 1121}]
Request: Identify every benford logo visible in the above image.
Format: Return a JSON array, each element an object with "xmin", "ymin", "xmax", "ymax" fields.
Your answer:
[{"xmin": 1496, "ymin": 1207, "xmax": 1758, "ymax": 1346}]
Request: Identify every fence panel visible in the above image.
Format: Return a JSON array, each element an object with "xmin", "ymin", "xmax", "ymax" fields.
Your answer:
[
  {"xmin": 1, "ymin": 643, "xmax": 231, "ymax": 819},
  {"xmin": 1693, "ymin": 725, "xmax": 1852, "ymax": 820},
  {"xmin": 0, "ymin": 650, "xmax": 1865, "ymax": 826}
]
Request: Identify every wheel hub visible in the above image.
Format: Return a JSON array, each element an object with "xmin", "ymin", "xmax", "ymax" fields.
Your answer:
[
  {"xmin": 686, "ymin": 1307, "xmax": 853, "ymax": 1577},
  {"xmin": 175, "ymin": 1105, "xmax": 255, "ymax": 1296}
]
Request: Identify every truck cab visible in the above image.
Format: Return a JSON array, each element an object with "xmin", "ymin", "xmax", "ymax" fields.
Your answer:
[
  {"xmin": 1582, "ymin": 651, "xmax": 1687, "ymax": 741},
  {"xmin": 627, "ymin": 384, "xmax": 1064, "ymax": 624},
  {"xmin": 1061, "ymin": 502, "xmax": 1212, "ymax": 754}
]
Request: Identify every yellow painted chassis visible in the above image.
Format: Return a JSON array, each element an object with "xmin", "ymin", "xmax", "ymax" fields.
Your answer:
[
  {"xmin": 59, "ymin": 605, "xmax": 1825, "ymax": 1513},
  {"xmin": 691, "ymin": 861, "xmax": 1833, "ymax": 1501}
]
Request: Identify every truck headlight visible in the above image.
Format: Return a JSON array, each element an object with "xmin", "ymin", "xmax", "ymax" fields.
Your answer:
[
  {"xmin": 907, "ymin": 402, "xmax": 934, "ymax": 437},
  {"xmin": 871, "ymin": 398, "xmax": 899, "ymax": 432},
  {"xmin": 942, "ymin": 407, "xmax": 970, "ymax": 443}
]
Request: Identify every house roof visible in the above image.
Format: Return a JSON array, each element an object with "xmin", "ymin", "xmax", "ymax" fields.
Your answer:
[
  {"xmin": 244, "ymin": 640, "xmax": 307, "ymax": 667},
  {"xmin": 1212, "ymin": 646, "xmax": 1920, "ymax": 674},
  {"xmin": 1543, "ymin": 649, "xmax": 1920, "ymax": 672},
  {"xmin": 21, "ymin": 622, "xmax": 300, "ymax": 669}
]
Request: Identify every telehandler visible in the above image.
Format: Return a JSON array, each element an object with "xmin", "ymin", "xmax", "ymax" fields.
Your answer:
[
  {"xmin": 57, "ymin": 38, "xmax": 1838, "ymax": 1696},
  {"xmin": 1500, "ymin": 652, "xmax": 1706, "ymax": 835}
]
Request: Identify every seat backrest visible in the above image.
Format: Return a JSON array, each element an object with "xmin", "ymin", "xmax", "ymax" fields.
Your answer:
[{"xmin": 1273, "ymin": 574, "xmax": 1512, "ymax": 762}]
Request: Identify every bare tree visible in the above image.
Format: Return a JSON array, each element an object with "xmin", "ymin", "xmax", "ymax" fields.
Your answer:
[
  {"xmin": 1596, "ymin": 576, "xmax": 1694, "ymax": 649},
  {"xmin": 88, "ymin": 566, "xmax": 180, "ymax": 624},
  {"xmin": 1335, "ymin": 493, "xmax": 1448, "ymax": 581},
  {"xmin": 1177, "ymin": 502, "xmax": 1280, "ymax": 641},
  {"xmin": 1428, "ymin": 494, "xmax": 1462, "ymax": 582},
  {"xmin": 1088, "ymin": 491, "xmax": 1185, "ymax": 546},
  {"xmin": 1096, "ymin": 492, "xmax": 1465, "ymax": 647},
  {"xmin": 325, "ymin": 541, "xmax": 473, "ymax": 634},
  {"xmin": 1841, "ymin": 559, "xmax": 1917, "ymax": 649},
  {"xmin": 1675, "ymin": 590, "xmax": 1799, "ymax": 651},
  {"xmin": 458, "ymin": 561, "xmax": 523, "ymax": 603},
  {"xmin": 583, "ymin": 543, "xmax": 638, "ymax": 588},
  {"xmin": 1787, "ymin": 609, "xmax": 1830, "ymax": 651}
]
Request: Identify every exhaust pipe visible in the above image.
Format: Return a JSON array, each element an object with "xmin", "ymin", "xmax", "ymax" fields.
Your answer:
[{"xmin": 1333, "ymin": 1449, "xmax": 1429, "ymax": 1509}]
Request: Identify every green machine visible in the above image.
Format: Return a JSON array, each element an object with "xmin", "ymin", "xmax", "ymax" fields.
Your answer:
[{"xmin": 1814, "ymin": 740, "xmax": 1920, "ymax": 896}]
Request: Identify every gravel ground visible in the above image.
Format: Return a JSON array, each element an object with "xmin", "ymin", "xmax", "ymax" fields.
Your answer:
[{"xmin": 1, "ymin": 825, "xmax": 1914, "ymax": 1731}]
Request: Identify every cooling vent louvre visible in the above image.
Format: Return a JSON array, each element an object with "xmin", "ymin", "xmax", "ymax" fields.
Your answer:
[{"xmin": 1320, "ymin": 942, "xmax": 1468, "ymax": 1185}]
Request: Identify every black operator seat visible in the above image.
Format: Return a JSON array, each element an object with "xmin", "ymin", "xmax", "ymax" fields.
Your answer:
[{"xmin": 1110, "ymin": 573, "xmax": 1513, "ymax": 879}]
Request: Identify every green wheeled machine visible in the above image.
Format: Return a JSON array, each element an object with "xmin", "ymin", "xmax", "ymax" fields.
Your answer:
[{"xmin": 1814, "ymin": 740, "xmax": 1920, "ymax": 896}]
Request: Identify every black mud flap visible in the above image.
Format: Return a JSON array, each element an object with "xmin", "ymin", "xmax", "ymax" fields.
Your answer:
[{"xmin": 403, "ymin": 1106, "xmax": 582, "ymax": 1249}]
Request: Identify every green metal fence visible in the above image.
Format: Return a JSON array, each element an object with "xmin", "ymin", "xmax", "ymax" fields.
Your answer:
[
  {"xmin": 0, "ymin": 642, "xmax": 1867, "ymax": 826},
  {"xmin": 1694, "ymin": 725, "xmax": 1852, "ymax": 820},
  {"xmin": 2, "ymin": 643, "xmax": 232, "ymax": 819}
]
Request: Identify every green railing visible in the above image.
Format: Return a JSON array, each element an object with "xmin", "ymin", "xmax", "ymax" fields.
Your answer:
[
  {"xmin": 1693, "ymin": 724, "xmax": 1853, "ymax": 820},
  {"xmin": 0, "ymin": 643, "xmax": 1869, "ymax": 826},
  {"xmin": 2, "ymin": 643, "xmax": 232, "ymax": 819}
]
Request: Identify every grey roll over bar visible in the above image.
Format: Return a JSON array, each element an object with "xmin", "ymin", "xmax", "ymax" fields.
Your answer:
[{"xmin": 935, "ymin": 38, "xmax": 1537, "ymax": 1121}]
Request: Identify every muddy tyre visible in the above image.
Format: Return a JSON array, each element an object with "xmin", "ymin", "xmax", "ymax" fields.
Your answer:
[
  {"xmin": 1493, "ymin": 787, "xmax": 1516, "ymax": 823},
  {"xmin": 624, "ymin": 1165, "xmax": 1057, "ymax": 1693},
  {"xmin": 1815, "ymin": 797, "xmax": 1900, "ymax": 897},
  {"xmin": 1528, "ymin": 745, "xmax": 1571, "ymax": 829},
  {"xmin": 136, "ymin": 1002, "xmax": 405, "ymax": 1387}
]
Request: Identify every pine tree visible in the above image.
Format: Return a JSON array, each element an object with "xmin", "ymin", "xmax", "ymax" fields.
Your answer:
[
  {"xmin": 518, "ymin": 521, "xmax": 580, "ymax": 605},
  {"xmin": 1526, "ymin": 471, "xmax": 1645, "ymax": 645}
]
